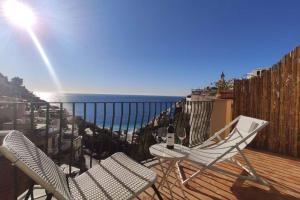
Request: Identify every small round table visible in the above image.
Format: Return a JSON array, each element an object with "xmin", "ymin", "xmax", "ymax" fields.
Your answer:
[{"xmin": 149, "ymin": 143, "xmax": 189, "ymax": 199}]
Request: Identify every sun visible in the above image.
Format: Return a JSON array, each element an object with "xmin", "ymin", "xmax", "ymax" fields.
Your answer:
[{"xmin": 2, "ymin": 0, "xmax": 36, "ymax": 29}]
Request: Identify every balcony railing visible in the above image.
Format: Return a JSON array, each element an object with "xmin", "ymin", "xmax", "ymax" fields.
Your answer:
[{"xmin": 0, "ymin": 99, "xmax": 214, "ymax": 199}]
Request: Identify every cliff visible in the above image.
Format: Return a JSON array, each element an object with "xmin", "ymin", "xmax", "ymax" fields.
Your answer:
[{"xmin": 0, "ymin": 73, "xmax": 44, "ymax": 102}]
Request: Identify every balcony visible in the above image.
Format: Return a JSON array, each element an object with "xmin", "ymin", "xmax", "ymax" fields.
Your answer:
[
  {"xmin": 7, "ymin": 149, "xmax": 300, "ymax": 200},
  {"xmin": 139, "ymin": 149, "xmax": 300, "ymax": 200},
  {"xmin": 0, "ymin": 101, "xmax": 299, "ymax": 199}
]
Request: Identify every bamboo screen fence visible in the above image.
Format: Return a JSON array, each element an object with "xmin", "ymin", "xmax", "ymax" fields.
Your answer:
[{"xmin": 233, "ymin": 46, "xmax": 300, "ymax": 157}]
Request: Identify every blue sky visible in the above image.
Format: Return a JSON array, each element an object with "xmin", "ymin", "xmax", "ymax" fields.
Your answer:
[{"xmin": 0, "ymin": 0, "xmax": 300, "ymax": 96}]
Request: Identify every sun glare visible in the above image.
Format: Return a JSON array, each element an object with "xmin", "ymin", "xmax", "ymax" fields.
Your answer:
[
  {"xmin": 2, "ymin": 0, "xmax": 36, "ymax": 29},
  {"xmin": 2, "ymin": 0, "xmax": 63, "ymax": 93}
]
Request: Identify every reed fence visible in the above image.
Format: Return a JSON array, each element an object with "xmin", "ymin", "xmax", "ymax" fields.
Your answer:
[{"xmin": 233, "ymin": 45, "xmax": 300, "ymax": 157}]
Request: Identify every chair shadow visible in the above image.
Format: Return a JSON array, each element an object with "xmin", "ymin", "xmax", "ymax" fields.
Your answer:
[
  {"xmin": 178, "ymin": 164, "xmax": 300, "ymax": 200},
  {"xmin": 178, "ymin": 164, "xmax": 233, "ymax": 199},
  {"xmin": 230, "ymin": 174, "xmax": 299, "ymax": 200}
]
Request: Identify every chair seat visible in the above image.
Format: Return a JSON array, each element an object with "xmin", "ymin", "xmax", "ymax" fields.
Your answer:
[
  {"xmin": 188, "ymin": 147, "xmax": 233, "ymax": 166},
  {"xmin": 69, "ymin": 152, "xmax": 156, "ymax": 200}
]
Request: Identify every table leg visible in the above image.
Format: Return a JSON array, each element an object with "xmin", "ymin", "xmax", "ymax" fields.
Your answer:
[
  {"xmin": 172, "ymin": 163, "xmax": 186, "ymax": 198},
  {"xmin": 152, "ymin": 159, "xmax": 174, "ymax": 200},
  {"xmin": 164, "ymin": 160, "xmax": 186, "ymax": 199}
]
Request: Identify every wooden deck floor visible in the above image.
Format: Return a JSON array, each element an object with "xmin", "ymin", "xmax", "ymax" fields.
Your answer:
[{"xmin": 138, "ymin": 148, "xmax": 300, "ymax": 200}]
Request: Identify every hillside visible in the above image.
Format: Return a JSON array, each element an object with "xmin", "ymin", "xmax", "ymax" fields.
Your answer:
[{"xmin": 0, "ymin": 73, "xmax": 44, "ymax": 102}]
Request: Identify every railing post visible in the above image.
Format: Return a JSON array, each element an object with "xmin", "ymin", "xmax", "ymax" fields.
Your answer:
[
  {"xmin": 132, "ymin": 103, "xmax": 138, "ymax": 138},
  {"xmin": 45, "ymin": 103, "xmax": 49, "ymax": 154},
  {"xmin": 102, "ymin": 102, "xmax": 106, "ymax": 129},
  {"xmin": 158, "ymin": 102, "xmax": 163, "ymax": 125},
  {"xmin": 90, "ymin": 103, "xmax": 97, "ymax": 168},
  {"xmin": 118, "ymin": 102, "xmax": 123, "ymax": 139},
  {"xmin": 110, "ymin": 102, "xmax": 115, "ymax": 152},
  {"xmin": 147, "ymin": 102, "xmax": 151, "ymax": 125},
  {"xmin": 140, "ymin": 102, "xmax": 145, "ymax": 129},
  {"xmin": 168, "ymin": 102, "xmax": 173, "ymax": 120},
  {"xmin": 58, "ymin": 102, "xmax": 63, "ymax": 165},
  {"xmin": 187, "ymin": 101, "xmax": 193, "ymax": 142},
  {"xmin": 13, "ymin": 103, "xmax": 17, "ymax": 130},
  {"xmin": 83, "ymin": 102, "xmax": 87, "ymax": 124},
  {"xmin": 125, "ymin": 102, "xmax": 131, "ymax": 142},
  {"xmin": 69, "ymin": 103, "xmax": 75, "ymax": 174},
  {"xmin": 198, "ymin": 101, "xmax": 205, "ymax": 142},
  {"xmin": 160, "ymin": 102, "xmax": 163, "ymax": 115},
  {"xmin": 164, "ymin": 102, "xmax": 168, "ymax": 126},
  {"xmin": 82, "ymin": 102, "xmax": 86, "ymax": 168},
  {"xmin": 30, "ymin": 102, "xmax": 34, "ymax": 132},
  {"xmin": 111, "ymin": 102, "xmax": 115, "ymax": 132},
  {"xmin": 165, "ymin": 102, "xmax": 168, "ymax": 113},
  {"xmin": 154, "ymin": 102, "xmax": 157, "ymax": 118}
]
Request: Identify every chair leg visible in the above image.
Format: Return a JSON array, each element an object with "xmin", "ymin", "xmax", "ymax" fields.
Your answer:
[
  {"xmin": 182, "ymin": 167, "xmax": 206, "ymax": 185},
  {"xmin": 176, "ymin": 160, "xmax": 208, "ymax": 185},
  {"xmin": 236, "ymin": 147, "xmax": 269, "ymax": 186},
  {"xmin": 30, "ymin": 189, "xmax": 34, "ymax": 200},
  {"xmin": 152, "ymin": 184, "xmax": 163, "ymax": 200},
  {"xmin": 45, "ymin": 192, "xmax": 53, "ymax": 200},
  {"xmin": 24, "ymin": 184, "xmax": 34, "ymax": 200}
]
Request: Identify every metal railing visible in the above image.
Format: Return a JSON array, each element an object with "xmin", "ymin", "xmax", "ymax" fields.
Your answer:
[
  {"xmin": 0, "ymin": 101, "xmax": 178, "ymax": 160},
  {"xmin": 0, "ymin": 100, "xmax": 215, "ymax": 199}
]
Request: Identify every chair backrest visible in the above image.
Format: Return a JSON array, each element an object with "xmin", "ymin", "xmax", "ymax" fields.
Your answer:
[
  {"xmin": 0, "ymin": 131, "xmax": 72, "ymax": 200},
  {"xmin": 188, "ymin": 100, "xmax": 214, "ymax": 147},
  {"xmin": 203, "ymin": 115, "xmax": 268, "ymax": 162},
  {"xmin": 225, "ymin": 115, "xmax": 267, "ymax": 147}
]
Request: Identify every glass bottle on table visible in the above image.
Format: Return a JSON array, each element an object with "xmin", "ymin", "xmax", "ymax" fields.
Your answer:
[{"xmin": 166, "ymin": 124, "xmax": 175, "ymax": 149}]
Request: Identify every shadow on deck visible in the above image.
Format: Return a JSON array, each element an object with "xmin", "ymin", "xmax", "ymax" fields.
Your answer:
[{"xmin": 138, "ymin": 148, "xmax": 300, "ymax": 200}]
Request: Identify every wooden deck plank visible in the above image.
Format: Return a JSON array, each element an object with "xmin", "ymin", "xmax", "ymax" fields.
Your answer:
[{"xmin": 138, "ymin": 148, "xmax": 300, "ymax": 200}]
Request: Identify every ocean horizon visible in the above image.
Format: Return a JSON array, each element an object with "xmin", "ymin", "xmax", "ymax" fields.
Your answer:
[
  {"xmin": 35, "ymin": 92, "xmax": 183, "ymax": 102},
  {"xmin": 35, "ymin": 92, "xmax": 183, "ymax": 132}
]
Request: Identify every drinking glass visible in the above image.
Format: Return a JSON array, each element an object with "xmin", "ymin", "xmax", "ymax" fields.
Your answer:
[
  {"xmin": 157, "ymin": 127, "xmax": 168, "ymax": 143},
  {"xmin": 177, "ymin": 127, "xmax": 186, "ymax": 151},
  {"xmin": 152, "ymin": 130, "xmax": 157, "ymax": 141}
]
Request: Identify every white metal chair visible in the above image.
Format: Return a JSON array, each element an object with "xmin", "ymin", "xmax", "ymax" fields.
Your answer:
[
  {"xmin": 0, "ymin": 130, "xmax": 162, "ymax": 200},
  {"xmin": 177, "ymin": 115, "xmax": 269, "ymax": 186}
]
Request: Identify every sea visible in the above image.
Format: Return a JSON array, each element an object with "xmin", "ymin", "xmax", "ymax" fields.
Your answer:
[{"xmin": 35, "ymin": 93, "xmax": 183, "ymax": 131}]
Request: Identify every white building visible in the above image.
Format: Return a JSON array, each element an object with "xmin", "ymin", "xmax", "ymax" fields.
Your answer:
[{"xmin": 247, "ymin": 67, "xmax": 268, "ymax": 79}]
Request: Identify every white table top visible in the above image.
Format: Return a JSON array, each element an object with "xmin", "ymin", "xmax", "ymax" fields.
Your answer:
[{"xmin": 149, "ymin": 143, "xmax": 190, "ymax": 160}]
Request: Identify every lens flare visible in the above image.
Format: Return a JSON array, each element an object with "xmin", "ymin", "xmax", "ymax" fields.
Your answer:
[
  {"xmin": 27, "ymin": 28, "xmax": 63, "ymax": 93},
  {"xmin": 2, "ymin": 0, "xmax": 63, "ymax": 93},
  {"xmin": 3, "ymin": 0, "xmax": 35, "ymax": 29}
]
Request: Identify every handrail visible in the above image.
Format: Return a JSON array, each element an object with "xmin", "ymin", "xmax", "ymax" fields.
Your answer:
[
  {"xmin": 0, "ymin": 100, "xmax": 212, "ymax": 185},
  {"xmin": 0, "ymin": 100, "xmax": 215, "ymax": 199}
]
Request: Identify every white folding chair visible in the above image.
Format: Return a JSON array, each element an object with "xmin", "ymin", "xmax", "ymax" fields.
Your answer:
[{"xmin": 177, "ymin": 115, "xmax": 269, "ymax": 186}]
